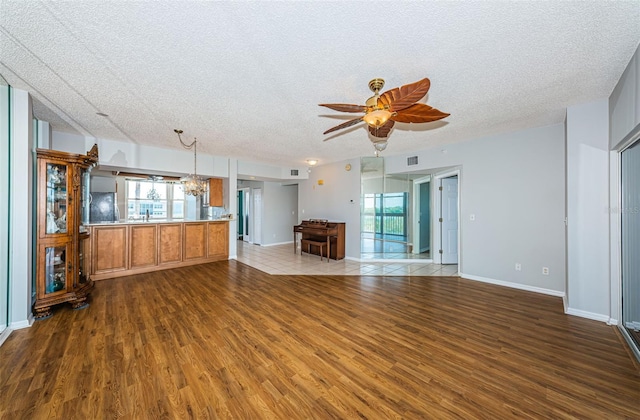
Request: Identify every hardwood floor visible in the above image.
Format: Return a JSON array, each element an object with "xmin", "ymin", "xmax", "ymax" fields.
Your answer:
[{"xmin": 1, "ymin": 260, "xmax": 638, "ymax": 419}]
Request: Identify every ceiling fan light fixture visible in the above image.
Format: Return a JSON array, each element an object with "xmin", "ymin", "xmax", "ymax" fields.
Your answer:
[
  {"xmin": 372, "ymin": 139, "xmax": 388, "ymax": 157},
  {"xmin": 363, "ymin": 109, "xmax": 393, "ymax": 127},
  {"xmin": 319, "ymin": 77, "xmax": 449, "ymax": 157}
]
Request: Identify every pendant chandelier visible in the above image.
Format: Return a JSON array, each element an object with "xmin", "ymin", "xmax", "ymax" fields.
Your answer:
[{"xmin": 174, "ymin": 129, "xmax": 207, "ymax": 197}]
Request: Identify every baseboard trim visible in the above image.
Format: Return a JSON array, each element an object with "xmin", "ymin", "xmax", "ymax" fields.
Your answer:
[
  {"xmin": 624, "ymin": 321, "xmax": 640, "ymax": 330},
  {"xmin": 261, "ymin": 241, "xmax": 293, "ymax": 247},
  {"xmin": 458, "ymin": 272, "xmax": 565, "ymax": 297},
  {"xmin": 10, "ymin": 318, "xmax": 33, "ymax": 330},
  {"xmin": 0, "ymin": 328, "xmax": 12, "ymax": 348},
  {"xmin": 565, "ymin": 307, "xmax": 611, "ymax": 323}
]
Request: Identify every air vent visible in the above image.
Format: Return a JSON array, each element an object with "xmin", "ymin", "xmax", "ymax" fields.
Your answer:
[
  {"xmin": 291, "ymin": 169, "xmax": 299, "ymax": 176},
  {"xmin": 407, "ymin": 156, "xmax": 419, "ymax": 166}
]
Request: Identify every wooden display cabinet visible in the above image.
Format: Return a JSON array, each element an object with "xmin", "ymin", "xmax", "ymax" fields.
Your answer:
[{"xmin": 34, "ymin": 145, "xmax": 98, "ymax": 319}]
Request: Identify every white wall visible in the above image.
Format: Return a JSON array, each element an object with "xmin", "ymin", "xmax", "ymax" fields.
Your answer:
[
  {"xmin": 9, "ymin": 89, "xmax": 34, "ymax": 328},
  {"xmin": 51, "ymin": 130, "xmax": 85, "ymax": 154},
  {"xmin": 298, "ymin": 158, "xmax": 362, "ymax": 258},
  {"xmin": 52, "ymin": 131, "xmax": 230, "ymax": 178},
  {"xmin": 385, "ymin": 124, "xmax": 566, "ymax": 295},
  {"xmin": 566, "ymin": 99, "xmax": 611, "ymax": 321},
  {"xmin": 238, "ymin": 159, "xmax": 308, "ymax": 181}
]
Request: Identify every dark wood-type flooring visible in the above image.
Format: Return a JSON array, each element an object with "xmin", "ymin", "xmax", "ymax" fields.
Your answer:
[{"xmin": 1, "ymin": 260, "xmax": 639, "ymax": 419}]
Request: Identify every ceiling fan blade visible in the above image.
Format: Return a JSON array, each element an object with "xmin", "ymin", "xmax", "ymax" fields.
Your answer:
[
  {"xmin": 378, "ymin": 78, "xmax": 431, "ymax": 112},
  {"xmin": 368, "ymin": 120, "xmax": 395, "ymax": 138},
  {"xmin": 323, "ymin": 117, "xmax": 364, "ymax": 135},
  {"xmin": 319, "ymin": 103, "xmax": 367, "ymax": 113},
  {"xmin": 391, "ymin": 103, "xmax": 449, "ymax": 123}
]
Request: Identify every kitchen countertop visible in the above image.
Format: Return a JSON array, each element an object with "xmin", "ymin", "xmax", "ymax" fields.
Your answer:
[{"xmin": 86, "ymin": 218, "xmax": 232, "ymax": 226}]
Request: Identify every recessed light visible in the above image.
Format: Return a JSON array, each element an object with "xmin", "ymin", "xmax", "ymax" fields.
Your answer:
[{"xmin": 96, "ymin": 112, "xmax": 109, "ymax": 117}]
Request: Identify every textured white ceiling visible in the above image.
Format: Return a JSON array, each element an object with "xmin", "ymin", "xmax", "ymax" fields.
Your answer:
[{"xmin": 1, "ymin": 1, "xmax": 639, "ymax": 168}]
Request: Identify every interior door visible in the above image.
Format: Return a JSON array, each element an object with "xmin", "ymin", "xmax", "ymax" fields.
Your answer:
[
  {"xmin": 440, "ymin": 176, "xmax": 458, "ymax": 264},
  {"xmin": 253, "ymin": 188, "xmax": 262, "ymax": 245}
]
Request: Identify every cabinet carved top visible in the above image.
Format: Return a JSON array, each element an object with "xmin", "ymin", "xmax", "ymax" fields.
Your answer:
[{"xmin": 36, "ymin": 144, "xmax": 99, "ymax": 167}]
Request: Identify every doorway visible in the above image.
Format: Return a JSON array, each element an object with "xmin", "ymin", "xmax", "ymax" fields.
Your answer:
[{"xmin": 412, "ymin": 176, "xmax": 431, "ymax": 257}]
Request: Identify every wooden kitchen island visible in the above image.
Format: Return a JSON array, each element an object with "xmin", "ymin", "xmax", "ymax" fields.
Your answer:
[{"xmin": 88, "ymin": 219, "xmax": 229, "ymax": 280}]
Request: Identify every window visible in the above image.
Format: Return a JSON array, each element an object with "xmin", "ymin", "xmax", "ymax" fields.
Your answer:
[{"xmin": 126, "ymin": 180, "xmax": 185, "ymax": 220}]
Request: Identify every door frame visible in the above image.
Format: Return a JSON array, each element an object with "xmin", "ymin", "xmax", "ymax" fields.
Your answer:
[
  {"xmin": 432, "ymin": 168, "xmax": 461, "ymax": 266},
  {"xmin": 611, "ymin": 127, "xmax": 640, "ymax": 361},
  {"xmin": 238, "ymin": 187, "xmax": 250, "ymax": 243}
]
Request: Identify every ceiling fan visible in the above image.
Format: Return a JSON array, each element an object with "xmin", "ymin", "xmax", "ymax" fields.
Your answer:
[{"xmin": 319, "ymin": 78, "xmax": 449, "ymax": 155}]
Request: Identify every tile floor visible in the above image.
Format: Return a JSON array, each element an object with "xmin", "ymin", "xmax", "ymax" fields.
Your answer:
[{"xmin": 235, "ymin": 241, "xmax": 459, "ymax": 277}]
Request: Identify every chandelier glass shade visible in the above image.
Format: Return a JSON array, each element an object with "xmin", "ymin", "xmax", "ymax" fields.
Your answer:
[
  {"xmin": 174, "ymin": 129, "xmax": 207, "ymax": 197},
  {"xmin": 180, "ymin": 174, "xmax": 207, "ymax": 196}
]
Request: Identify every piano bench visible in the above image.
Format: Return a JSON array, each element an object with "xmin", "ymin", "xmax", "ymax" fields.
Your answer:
[{"xmin": 301, "ymin": 239, "xmax": 329, "ymax": 262}]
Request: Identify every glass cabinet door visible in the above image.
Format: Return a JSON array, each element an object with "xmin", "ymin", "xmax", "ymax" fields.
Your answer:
[
  {"xmin": 43, "ymin": 243, "xmax": 71, "ymax": 295},
  {"xmin": 78, "ymin": 235, "xmax": 90, "ymax": 285},
  {"xmin": 45, "ymin": 162, "xmax": 69, "ymax": 234},
  {"xmin": 80, "ymin": 167, "xmax": 91, "ymax": 229}
]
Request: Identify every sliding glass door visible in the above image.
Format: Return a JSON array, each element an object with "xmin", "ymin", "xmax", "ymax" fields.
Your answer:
[
  {"xmin": 621, "ymin": 139, "xmax": 640, "ymax": 350},
  {"xmin": 0, "ymin": 75, "xmax": 10, "ymax": 334}
]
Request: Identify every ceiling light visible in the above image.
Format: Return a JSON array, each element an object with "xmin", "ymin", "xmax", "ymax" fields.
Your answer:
[
  {"xmin": 372, "ymin": 139, "xmax": 388, "ymax": 157},
  {"xmin": 362, "ymin": 109, "xmax": 393, "ymax": 127},
  {"xmin": 306, "ymin": 159, "xmax": 318, "ymax": 166},
  {"xmin": 174, "ymin": 129, "xmax": 207, "ymax": 197}
]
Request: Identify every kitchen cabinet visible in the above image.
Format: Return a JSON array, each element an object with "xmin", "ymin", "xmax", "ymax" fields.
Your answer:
[
  {"xmin": 209, "ymin": 178, "xmax": 223, "ymax": 207},
  {"xmin": 89, "ymin": 220, "xmax": 229, "ymax": 280},
  {"xmin": 34, "ymin": 145, "xmax": 98, "ymax": 319}
]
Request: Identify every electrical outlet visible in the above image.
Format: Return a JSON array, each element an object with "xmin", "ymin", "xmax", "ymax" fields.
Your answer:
[
  {"xmin": 542, "ymin": 267, "xmax": 549, "ymax": 275},
  {"xmin": 515, "ymin": 263, "xmax": 521, "ymax": 271}
]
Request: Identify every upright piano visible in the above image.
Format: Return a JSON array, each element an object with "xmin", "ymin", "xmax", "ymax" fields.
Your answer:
[{"xmin": 293, "ymin": 219, "xmax": 345, "ymax": 260}]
